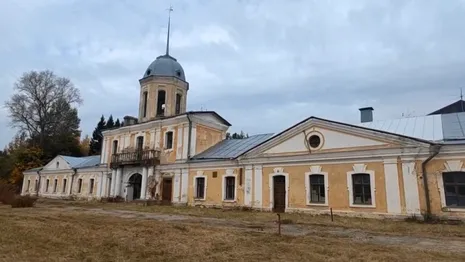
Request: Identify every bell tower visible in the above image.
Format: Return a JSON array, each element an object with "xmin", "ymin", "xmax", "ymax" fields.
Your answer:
[{"xmin": 138, "ymin": 6, "xmax": 189, "ymax": 122}]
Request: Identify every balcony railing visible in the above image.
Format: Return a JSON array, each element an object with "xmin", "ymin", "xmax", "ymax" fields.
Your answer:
[{"xmin": 110, "ymin": 149, "xmax": 160, "ymax": 168}]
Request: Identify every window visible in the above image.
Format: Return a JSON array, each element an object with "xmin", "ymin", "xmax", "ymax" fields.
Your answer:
[
  {"xmin": 309, "ymin": 175, "xmax": 325, "ymax": 203},
  {"xmin": 142, "ymin": 91, "xmax": 148, "ymax": 118},
  {"xmin": 112, "ymin": 140, "xmax": 118, "ymax": 155},
  {"xmin": 35, "ymin": 180, "xmax": 39, "ymax": 191},
  {"xmin": 443, "ymin": 172, "xmax": 465, "ymax": 207},
  {"xmin": 89, "ymin": 179, "xmax": 95, "ymax": 194},
  {"xmin": 165, "ymin": 131, "xmax": 173, "ymax": 149},
  {"xmin": 56, "ymin": 161, "xmax": 60, "ymax": 169},
  {"xmin": 136, "ymin": 136, "xmax": 144, "ymax": 151},
  {"xmin": 156, "ymin": 90, "xmax": 166, "ymax": 116},
  {"xmin": 53, "ymin": 179, "xmax": 58, "ymax": 193},
  {"xmin": 212, "ymin": 171, "xmax": 218, "ymax": 178},
  {"xmin": 175, "ymin": 93, "xmax": 182, "ymax": 115},
  {"xmin": 78, "ymin": 179, "xmax": 82, "ymax": 193},
  {"xmin": 26, "ymin": 180, "xmax": 30, "ymax": 192},
  {"xmin": 195, "ymin": 177, "xmax": 206, "ymax": 199},
  {"xmin": 224, "ymin": 177, "xmax": 235, "ymax": 200},
  {"xmin": 45, "ymin": 179, "xmax": 49, "ymax": 192},
  {"xmin": 352, "ymin": 173, "xmax": 372, "ymax": 205},
  {"xmin": 308, "ymin": 135, "xmax": 321, "ymax": 149},
  {"xmin": 63, "ymin": 179, "xmax": 67, "ymax": 193}
]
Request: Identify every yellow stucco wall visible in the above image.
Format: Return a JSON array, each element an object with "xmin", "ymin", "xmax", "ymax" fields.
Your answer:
[
  {"xmin": 195, "ymin": 124, "xmax": 224, "ymax": 155},
  {"xmin": 159, "ymin": 126, "xmax": 179, "ymax": 164}
]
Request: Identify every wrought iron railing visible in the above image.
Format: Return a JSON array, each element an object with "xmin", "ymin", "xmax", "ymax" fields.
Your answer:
[{"xmin": 110, "ymin": 149, "xmax": 160, "ymax": 168}]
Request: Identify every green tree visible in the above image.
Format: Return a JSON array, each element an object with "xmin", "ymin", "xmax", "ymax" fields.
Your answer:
[
  {"xmin": 114, "ymin": 118, "xmax": 121, "ymax": 128},
  {"xmin": 89, "ymin": 115, "xmax": 106, "ymax": 155},
  {"xmin": 106, "ymin": 115, "xmax": 115, "ymax": 129},
  {"xmin": 226, "ymin": 131, "xmax": 249, "ymax": 139}
]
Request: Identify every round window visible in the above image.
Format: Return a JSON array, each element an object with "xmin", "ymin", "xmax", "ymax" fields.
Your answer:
[{"xmin": 308, "ymin": 135, "xmax": 321, "ymax": 149}]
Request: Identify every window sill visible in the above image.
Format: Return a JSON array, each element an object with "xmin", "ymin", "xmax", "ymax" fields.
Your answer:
[
  {"xmin": 194, "ymin": 198, "xmax": 206, "ymax": 201},
  {"xmin": 349, "ymin": 204, "xmax": 376, "ymax": 208},
  {"xmin": 442, "ymin": 207, "xmax": 465, "ymax": 212},
  {"xmin": 306, "ymin": 203, "xmax": 328, "ymax": 207},
  {"xmin": 222, "ymin": 200, "xmax": 236, "ymax": 203}
]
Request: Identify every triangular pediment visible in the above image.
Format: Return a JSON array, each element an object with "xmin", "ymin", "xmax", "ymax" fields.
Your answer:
[
  {"xmin": 42, "ymin": 156, "xmax": 72, "ymax": 171},
  {"xmin": 241, "ymin": 117, "xmax": 431, "ymax": 158}
]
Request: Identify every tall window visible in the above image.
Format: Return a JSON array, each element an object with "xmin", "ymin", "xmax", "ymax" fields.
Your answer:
[
  {"xmin": 142, "ymin": 91, "xmax": 148, "ymax": 118},
  {"xmin": 78, "ymin": 179, "xmax": 82, "ymax": 193},
  {"xmin": 112, "ymin": 140, "xmax": 118, "ymax": 155},
  {"xmin": 195, "ymin": 177, "xmax": 206, "ymax": 199},
  {"xmin": 224, "ymin": 177, "xmax": 235, "ymax": 200},
  {"xmin": 443, "ymin": 172, "xmax": 465, "ymax": 207},
  {"xmin": 165, "ymin": 131, "xmax": 173, "ymax": 149},
  {"xmin": 175, "ymin": 93, "xmax": 182, "ymax": 115},
  {"xmin": 45, "ymin": 179, "xmax": 49, "ymax": 192},
  {"xmin": 56, "ymin": 161, "xmax": 60, "ymax": 169},
  {"xmin": 63, "ymin": 179, "xmax": 67, "ymax": 193},
  {"xmin": 309, "ymin": 175, "xmax": 325, "ymax": 203},
  {"xmin": 352, "ymin": 173, "xmax": 371, "ymax": 205},
  {"xmin": 89, "ymin": 179, "xmax": 95, "ymax": 194},
  {"xmin": 156, "ymin": 90, "xmax": 166, "ymax": 116},
  {"xmin": 53, "ymin": 179, "xmax": 58, "ymax": 193},
  {"xmin": 26, "ymin": 180, "xmax": 30, "ymax": 192},
  {"xmin": 136, "ymin": 136, "xmax": 144, "ymax": 151},
  {"xmin": 35, "ymin": 180, "xmax": 39, "ymax": 191}
]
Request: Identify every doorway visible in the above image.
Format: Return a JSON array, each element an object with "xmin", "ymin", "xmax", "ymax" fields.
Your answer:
[
  {"xmin": 128, "ymin": 173, "xmax": 142, "ymax": 200},
  {"xmin": 273, "ymin": 175, "xmax": 286, "ymax": 213},
  {"xmin": 161, "ymin": 178, "xmax": 172, "ymax": 204}
]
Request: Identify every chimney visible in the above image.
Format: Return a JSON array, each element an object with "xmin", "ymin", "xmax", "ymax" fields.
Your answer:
[
  {"xmin": 123, "ymin": 116, "xmax": 138, "ymax": 126},
  {"xmin": 359, "ymin": 107, "xmax": 374, "ymax": 123}
]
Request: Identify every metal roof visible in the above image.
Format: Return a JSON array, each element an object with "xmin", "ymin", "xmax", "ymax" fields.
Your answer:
[
  {"xmin": 61, "ymin": 155, "xmax": 101, "ymax": 169},
  {"xmin": 357, "ymin": 112, "xmax": 465, "ymax": 142},
  {"xmin": 190, "ymin": 133, "xmax": 274, "ymax": 161}
]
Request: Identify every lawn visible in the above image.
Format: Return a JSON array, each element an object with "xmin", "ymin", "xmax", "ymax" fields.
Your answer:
[{"xmin": 1, "ymin": 200, "xmax": 464, "ymax": 261}]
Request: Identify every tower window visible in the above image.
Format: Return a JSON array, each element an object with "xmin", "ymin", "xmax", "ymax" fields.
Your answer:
[
  {"xmin": 175, "ymin": 70, "xmax": 181, "ymax": 77},
  {"xmin": 156, "ymin": 90, "xmax": 166, "ymax": 117},
  {"xmin": 165, "ymin": 131, "xmax": 173, "ymax": 149},
  {"xmin": 143, "ymin": 91, "xmax": 148, "ymax": 118},
  {"xmin": 146, "ymin": 69, "xmax": 151, "ymax": 76},
  {"xmin": 175, "ymin": 93, "xmax": 182, "ymax": 115}
]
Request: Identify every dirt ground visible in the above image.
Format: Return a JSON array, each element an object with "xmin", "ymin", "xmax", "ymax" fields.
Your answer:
[{"xmin": 1, "ymin": 200, "xmax": 465, "ymax": 261}]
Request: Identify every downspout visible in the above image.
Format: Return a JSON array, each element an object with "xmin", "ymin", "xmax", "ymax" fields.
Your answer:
[
  {"xmin": 186, "ymin": 112, "xmax": 192, "ymax": 159},
  {"xmin": 36, "ymin": 168, "xmax": 43, "ymax": 197},
  {"xmin": 70, "ymin": 168, "xmax": 77, "ymax": 196},
  {"xmin": 421, "ymin": 144, "xmax": 441, "ymax": 220}
]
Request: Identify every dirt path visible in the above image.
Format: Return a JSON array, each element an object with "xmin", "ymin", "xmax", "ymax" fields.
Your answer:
[{"xmin": 47, "ymin": 206, "xmax": 465, "ymax": 254}]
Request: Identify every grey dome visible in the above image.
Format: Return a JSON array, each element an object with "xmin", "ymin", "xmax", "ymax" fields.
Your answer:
[{"xmin": 143, "ymin": 54, "xmax": 185, "ymax": 81}]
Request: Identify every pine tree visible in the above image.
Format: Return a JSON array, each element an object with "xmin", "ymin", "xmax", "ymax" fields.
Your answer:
[
  {"xmin": 106, "ymin": 115, "xmax": 115, "ymax": 129},
  {"xmin": 114, "ymin": 118, "xmax": 121, "ymax": 128},
  {"xmin": 89, "ymin": 115, "xmax": 106, "ymax": 155}
]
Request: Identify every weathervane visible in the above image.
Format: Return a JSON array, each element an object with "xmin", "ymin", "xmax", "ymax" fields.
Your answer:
[{"xmin": 165, "ymin": 5, "xmax": 174, "ymax": 56}]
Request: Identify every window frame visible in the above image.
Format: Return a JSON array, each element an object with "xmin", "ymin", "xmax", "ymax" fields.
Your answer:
[
  {"xmin": 165, "ymin": 131, "xmax": 174, "ymax": 150},
  {"xmin": 305, "ymin": 166, "xmax": 329, "ymax": 206},
  {"xmin": 193, "ymin": 172, "xmax": 207, "ymax": 201},
  {"xmin": 53, "ymin": 179, "xmax": 58, "ymax": 193},
  {"xmin": 441, "ymin": 171, "xmax": 465, "ymax": 209},
  {"xmin": 77, "ymin": 178, "xmax": 82, "ymax": 194},
  {"xmin": 45, "ymin": 179, "xmax": 50, "ymax": 192},
  {"xmin": 222, "ymin": 172, "xmax": 236, "ymax": 202},
  {"xmin": 347, "ymin": 166, "xmax": 376, "ymax": 208},
  {"xmin": 63, "ymin": 178, "xmax": 67, "ymax": 193},
  {"xmin": 437, "ymin": 160, "xmax": 465, "ymax": 212},
  {"xmin": 175, "ymin": 93, "xmax": 182, "ymax": 115},
  {"xmin": 26, "ymin": 180, "xmax": 30, "ymax": 192},
  {"xmin": 89, "ymin": 178, "xmax": 95, "ymax": 194}
]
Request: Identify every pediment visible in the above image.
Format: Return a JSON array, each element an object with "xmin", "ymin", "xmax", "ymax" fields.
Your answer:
[
  {"xmin": 241, "ymin": 117, "xmax": 430, "ymax": 158},
  {"xmin": 43, "ymin": 156, "xmax": 71, "ymax": 171}
]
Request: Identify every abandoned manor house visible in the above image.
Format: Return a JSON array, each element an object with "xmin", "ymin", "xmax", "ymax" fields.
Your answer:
[{"xmin": 21, "ymin": 22, "xmax": 465, "ymax": 220}]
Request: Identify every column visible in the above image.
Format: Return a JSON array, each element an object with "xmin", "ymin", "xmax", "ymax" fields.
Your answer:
[
  {"xmin": 100, "ymin": 138, "xmax": 107, "ymax": 164},
  {"xmin": 383, "ymin": 159, "xmax": 401, "ymax": 214},
  {"xmin": 141, "ymin": 167, "xmax": 148, "ymax": 200},
  {"xmin": 155, "ymin": 170, "xmax": 162, "ymax": 198},
  {"xmin": 115, "ymin": 168, "xmax": 123, "ymax": 197},
  {"xmin": 173, "ymin": 170, "xmax": 181, "ymax": 203},
  {"xmin": 244, "ymin": 165, "xmax": 253, "ymax": 207},
  {"xmin": 254, "ymin": 165, "xmax": 263, "ymax": 208},
  {"xmin": 180, "ymin": 169, "xmax": 188, "ymax": 203},
  {"xmin": 110, "ymin": 169, "xmax": 117, "ymax": 196}
]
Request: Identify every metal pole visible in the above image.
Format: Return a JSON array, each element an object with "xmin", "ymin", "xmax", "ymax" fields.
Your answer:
[
  {"xmin": 330, "ymin": 207, "xmax": 334, "ymax": 222},
  {"xmin": 277, "ymin": 213, "xmax": 281, "ymax": 235}
]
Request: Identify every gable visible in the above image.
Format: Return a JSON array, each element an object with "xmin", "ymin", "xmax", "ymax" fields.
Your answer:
[
  {"xmin": 241, "ymin": 117, "xmax": 431, "ymax": 158},
  {"xmin": 43, "ymin": 156, "xmax": 71, "ymax": 170}
]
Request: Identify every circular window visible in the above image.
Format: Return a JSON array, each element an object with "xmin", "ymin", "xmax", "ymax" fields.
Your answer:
[
  {"xmin": 308, "ymin": 135, "xmax": 321, "ymax": 149},
  {"xmin": 146, "ymin": 69, "xmax": 151, "ymax": 76}
]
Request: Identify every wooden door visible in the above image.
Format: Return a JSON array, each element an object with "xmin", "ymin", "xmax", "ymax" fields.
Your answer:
[
  {"xmin": 273, "ymin": 175, "xmax": 286, "ymax": 213},
  {"xmin": 162, "ymin": 178, "xmax": 172, "ymax": 204}
]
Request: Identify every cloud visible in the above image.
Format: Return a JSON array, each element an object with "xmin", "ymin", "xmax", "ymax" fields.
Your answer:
[{"xmin": 1, "ymin": 0, "xmax": 465, "ymax": 148}]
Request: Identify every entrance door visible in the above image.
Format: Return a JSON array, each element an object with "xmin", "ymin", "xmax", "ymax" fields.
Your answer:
[
  {"xmin": 128, "ymin": 173, "xmax": 142, "ymax": 200},
  {"xmin": 273, "ymin": 175, "xmax": 286, "ymax": 213},
  {"xmin": 162, "ymin": 178, "xmax": 172, "ymax": 204}
]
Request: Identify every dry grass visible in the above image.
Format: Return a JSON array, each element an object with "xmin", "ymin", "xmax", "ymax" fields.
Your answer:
[
  {"xmin": 1, "ymin": 205, "xmax": 464, "ymax": 262},
  {"xmin": 38, "ymin": 199, "xmax": 465, "ymax": 239}
]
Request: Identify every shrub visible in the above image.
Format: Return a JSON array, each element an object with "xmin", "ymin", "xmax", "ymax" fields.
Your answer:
[
  {"xmin": 0, "ymin": 183, "xmax": 16, "ymax": 205},
  {"xmin": 10, "ymin": 195, "xmax": 37, "ymax": 208},
  {"xmin": 101, "ymin": 196, "xmax": 124, "ymax": 203}
]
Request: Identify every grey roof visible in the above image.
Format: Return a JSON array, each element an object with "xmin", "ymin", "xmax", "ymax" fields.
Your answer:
[
  {"xmin": 143, "ymin": 54, "xmax": 185, "ymax": 81},
  {"xmin": 190, "ymin": 133, "xmax": 274, "ymax": 161},
  {"xmin": 61, "ymin": 155, "xmax": 101, "ymax": 169},
  {"xmin": 357, "ymin": 112, "xmax": 465, "ymax": 142}
]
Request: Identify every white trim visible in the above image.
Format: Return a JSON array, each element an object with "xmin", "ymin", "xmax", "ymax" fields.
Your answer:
[
  {"xmin": 401, "ymin": 160, "xmax": 421, "ymax": 215},
  {"xmin": 193, "ymin": 171, "xmax": 207, "ymax": 201},
  {"xmin": 180, "ymin": 169, "xmax": 188, "ymax": 203},
  {"xmin": 253, "ymin": 165, "xmax": 263, "ymax": 208},
  {"xmin": 269, "ymin": 167, "xmax": 289, "ymax": 211},
  {"xmin": 347, "ymin": 164, "xmax": 376, "ymax": 208},
  {"xmin": 244, "ymin": 165, "xmax": 253, "ymax": 206},
  {"xmin": 383, "ymin": 159, "xmax": 402, "ymax": 214},
  {"xmin": 172, "ymin": 169, "xmax": 180, "ymax": 203},
  {"xmin": 304, "ymin": 165, "xmax": 329, "ymax": 206},
  {"xmin": 437, "ymin": 160, "xmax": 465, "ymax": 212},
  {"xmin": 190, "ymin": 125, "xmax": 197, "ymax": 155},
  {"xmin": 222, "ymin": 169, "xmax": 237, "ymax": 202},
  {"xmin": 175, "ymin": 126, "xmax": 183, "ymax": 160}
]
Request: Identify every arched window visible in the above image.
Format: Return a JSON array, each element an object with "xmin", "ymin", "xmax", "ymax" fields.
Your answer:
[
  {"xmin": 156, "ymin": 90, "xmax": 166, "ymax": 116},
  {"xmin": 142, "ymin": 91, "xmax": 148, "ymax": 118},
  {"xmin": 175, "ymin": 93, "xmax": 182, "ymax": 115}
]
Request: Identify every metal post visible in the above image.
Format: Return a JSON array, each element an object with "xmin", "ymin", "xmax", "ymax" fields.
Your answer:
[
  {"xmin": 277, "ymin": 213, "xmax": 281, "ymax": 235},
  {"xmin": 330, "ymin": 207, "xmax": 334, "ymax": 222}
]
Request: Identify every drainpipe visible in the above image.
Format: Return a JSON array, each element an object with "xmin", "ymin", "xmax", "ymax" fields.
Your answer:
[
  {"xmin": 421, "ymin": 144, "xmax": 441, "ymax": 219},
  {"xmin": 36, "ymin": 168, "xmax": 43, "ymax": 197},
  {"xmin": 69, "ymin": 168, "xmax": 77, "ymax": 196},
  {"xmin": 186, "ymin": 112, "xmax": 192, "ymax": 159}
]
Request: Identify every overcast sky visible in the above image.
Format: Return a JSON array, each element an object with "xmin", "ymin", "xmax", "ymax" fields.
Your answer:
[{"xmin": 1, "ymin": 0, "xmax": 465, "ymax": 148}]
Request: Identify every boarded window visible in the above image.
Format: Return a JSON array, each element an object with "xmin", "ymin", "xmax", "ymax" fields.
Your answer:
[
  {"xmin": 195, "ymin": 177, "xmax": 205, "ymax": 199},
  {"xmin": 443, "ymin": 172, "xmax": 465, "ymax": 207},
  {"xmin": 352, "ymin": 173, "xmax": 371, "ymax": 205},
  {"xmin": 224, "ymin": 177, "xmax": 235, "ymax": 200},
  {"xmin": 309, "ymin": 174, "xmax": 325, "ymax": 203},
  {"xmin": 89, "ymin": 179, "xmax": 95, "ymax": 194}
]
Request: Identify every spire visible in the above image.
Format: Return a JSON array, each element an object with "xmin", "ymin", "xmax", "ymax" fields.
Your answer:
[{"xmin": 166, "ymin": 5, "xmax": 173, "ymax": 56}]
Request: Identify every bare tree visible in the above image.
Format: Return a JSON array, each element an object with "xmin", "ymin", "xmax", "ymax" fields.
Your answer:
[{"xmin": 5, "ymin": 70, "xmax": 83, "ymax": 149}]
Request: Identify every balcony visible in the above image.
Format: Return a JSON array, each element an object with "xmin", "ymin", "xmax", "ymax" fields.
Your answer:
[{"xmin": 110, "ymin": 149, "xmax": 160, "ymax": 169}]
